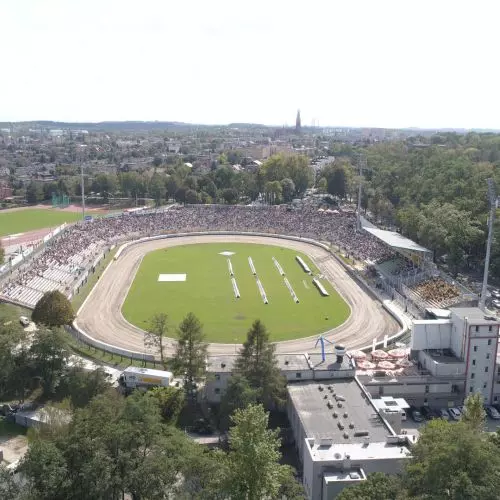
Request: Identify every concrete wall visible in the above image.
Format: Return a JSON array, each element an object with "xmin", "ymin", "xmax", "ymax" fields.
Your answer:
[
  {"xmin": 410, "ymin": 321, "xmax": 452, "ymax": 351},
  {"xmin": 417, "ymin": 351, "xmax": 465, "ymax": 377},
  {"xmin": 361, "ymin": 378, "xmax": 463, "ymax": 407}
]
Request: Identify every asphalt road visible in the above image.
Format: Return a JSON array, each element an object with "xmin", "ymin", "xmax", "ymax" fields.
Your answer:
[{"xmin": 75, "ymin": 235, "xmax": 399, "ymax": 357}]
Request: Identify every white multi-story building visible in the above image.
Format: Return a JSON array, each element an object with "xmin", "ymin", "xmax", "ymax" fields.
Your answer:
[{"xmin": 358, "ymin": 307, "xmax": 500, "ymax": 407}]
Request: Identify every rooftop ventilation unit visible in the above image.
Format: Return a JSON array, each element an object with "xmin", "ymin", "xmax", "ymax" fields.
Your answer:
[
  {"xmin": 332, "ymin": 412, "xmax": 338, "ymax": 418},
  {"xmin": 338, "ymin": 422, "xmax": 345, "ymax": 430},
  {"xmin": 343, "ymin": 432, "xmax": 349, "ymax": 439},
  {"xmin": 335, "ymin": 344, "xmax": 346, "ymax": 364},
  {"xmin": 335, "ymin": 394, "xmax": 345, "ymax": 402},
  {"xmin": 318, "ymin": 385, "xmax": 324, "ymax": 391},
  {"xmin": 354, "ymin": 430, "xmax": 369, "ymax": 437},
  {"xmin": 349, "ymin": 422, "xmax": 355, "ymax": 429},
  {"xmin": 221, "ymin": 363, "xmax": 226, "ymax": 368},
  {"xmin": 343, "ymin": 412, "xmax": 348, "ymax": 419},
  {"xmin": 284, "ymin": 360, "xmax": 289, "ymax": 365}
]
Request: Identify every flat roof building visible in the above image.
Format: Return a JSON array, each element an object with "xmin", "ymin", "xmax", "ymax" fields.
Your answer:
[{"xmin": 287, "ymin": 379, "xmax": 412, "ymax": 500}]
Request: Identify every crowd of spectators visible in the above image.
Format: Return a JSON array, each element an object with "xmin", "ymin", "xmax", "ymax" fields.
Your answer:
[
  {"xmin": 1, "ymin": 205, "xmax": 390, "ymax": 301},
  {"xmin": 412, "ymin": 277, "xmax": 460, "ymax": 305}
]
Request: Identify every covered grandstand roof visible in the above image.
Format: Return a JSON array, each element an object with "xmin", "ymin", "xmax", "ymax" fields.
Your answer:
[{"xmin": 363, "ymin": 227, "xmax": 431, "ymax": 254}]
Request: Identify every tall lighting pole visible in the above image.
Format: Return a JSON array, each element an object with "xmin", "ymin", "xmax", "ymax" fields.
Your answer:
[{"xmin": 480, "ymin": 178, "xmax": 496, "ymax": 311}]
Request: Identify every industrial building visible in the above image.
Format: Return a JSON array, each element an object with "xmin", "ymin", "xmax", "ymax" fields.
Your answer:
[
  {"xmin": 206, "ymin": 347, "xmax": 413, "ymax": 499},
  {"xmin": 358, "ymin": 307, "xmax": 500, "ymax": 407},
  {"xmin": 203, "ymin": 306, "xmax": 500, "ymax": 498},
  {"xmin": 204, "ymin": 351, "xmax": 356, "ymax": 403}
]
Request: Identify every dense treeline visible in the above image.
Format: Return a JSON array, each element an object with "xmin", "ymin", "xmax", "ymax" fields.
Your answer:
[
  {"xmin": 321, "ymin": 133, "xmax": 500, "ymax": 278},
  {"xmin": 0, "ymin": 310, "xmax": 304, "ymax": 500},
  {"xmin": 23, "ymin": 153, "xmax": 314, "ymax": 206}
]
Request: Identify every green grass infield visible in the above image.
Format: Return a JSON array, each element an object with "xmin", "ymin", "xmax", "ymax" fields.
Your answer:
[
  {"xmin": 122, "ymin": 242, "xmax": 350, "ymax": 343},
  {"xmin": 0, "ymin": 209, "xmax": 83, "ymax": 237}
]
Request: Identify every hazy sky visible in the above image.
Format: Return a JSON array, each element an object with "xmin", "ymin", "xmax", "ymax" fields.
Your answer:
[{"xmin": 1, "ymin": 0, "xmax": 499, "ymax": 128}]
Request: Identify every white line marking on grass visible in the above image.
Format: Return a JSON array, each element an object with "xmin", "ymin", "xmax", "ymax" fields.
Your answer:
[
  {"xmin": 158, "ymin": 274, "xmax": 186, "ymax": 282},
  {"xmin": 219, "ymin": 251, "xmax": 235, "ymax": 256}
]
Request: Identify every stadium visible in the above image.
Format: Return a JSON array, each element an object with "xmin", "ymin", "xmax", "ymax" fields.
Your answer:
[{"xmin": 0, "ymin": 204, "xmax": 477, "ymax": 360}]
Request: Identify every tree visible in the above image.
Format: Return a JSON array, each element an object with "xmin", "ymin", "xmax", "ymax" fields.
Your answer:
[
  {"xmin": 219, "ymin": 374, "xmax": 258, "ymax": 430},
  {"xmin": 32, "ymin": 290, "xmax": 75, "ymax": 327},
  {"xmin": 63, "ymin": 366, "xmax": 112, "ymax": 409},
  {"xmin": 337, "ymin": 472, "xmax": 403, "ymax": 500},
  {"xmin": 280, "ymin": 178, "xmax": 296, "ymax": 203},
  {"xmin": 20, "ymin": 390, "xmax": 220, "ymax": 500},
  {"xmin": 166, "ymin": 175, "xmax": 179, "ymax": 201},
  {"xmin": 29, "ymin": 327, "xmax": 68, "ymax": 394},
  {"xmin": 317, "ymin": 176, "xmax": 327, "ymax": 193},
  {"xmin": 149, "ymin": 173, "xmax": 165, "ymax": 206},
  {"xmin": 144, "ymin": 312, "xmax": 169, "ymax": 367},
  {"xmin": 0, "ymin": 465, "xmax": 25, "ymax": 499},
  {"xmin": 223, "ymin": 404, "xmax": 298, "ymax": 500},
  {"xmin": 147, "ymin": 386, "xmax": 185, "ymax": 425},
  {"xmin": 185, "ymin": 188, "xmax": 200, "ymax": 204},
  {"xmin": 461, "ymin": 392, "xmax": 486, "ymax": 431},
  {"xmin": 264, "ymin": 181, "xmax": 282, "ymax": 205},
  {"xmin": 221, "ymin": 187, "xmax": 238, "ymax": 204},
  {"xmin": 233, "ymin": 320, "xmax": 286, "ymax": 409},
  {"xmin": 260, "ymin": 154, "xmax": 314, "ymax": 197},
  {"xmin": 20, "ymin": 439, "xmax": 70, "ymax": 500},
  {"xmin": 404, "ymin": 420, "xmax": 500, "ymax": 499},
  {"xmin": 173, "ymin": 313, "xmax": 207, "ymax": 402},
  {"xmin": 26, "ymin": 181, "xmax": 44, "ymax": 204}
]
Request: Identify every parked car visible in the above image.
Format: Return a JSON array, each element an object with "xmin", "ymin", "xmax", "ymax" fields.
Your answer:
[
  {"xmin": 439, "ymin": 408, "xmax": 450, "ymax": 420},
  {"xmin": 491, "ymin": 289, "xmax": 500, "ymax": 299},
  {"xmin": 448, "ymin": 407, "xmax": 461, "ymax": 420},
  {"xmin": 421, "ymin": 406, "xmax": 438, "ymax": 420},
  {"xmin": 19, "ymin": 316, "xmax": 30, "ymax": 327},
  {"xmin": 485, "ymin": 405, "xmax": 500, "ymax": 420},
  {"xmin": 410, "ymin": 406, "xmax": 424, "ymax": 422},
  {"xmin": 491, "ymin": 299, "xmax": 500, "ymax": 309}
]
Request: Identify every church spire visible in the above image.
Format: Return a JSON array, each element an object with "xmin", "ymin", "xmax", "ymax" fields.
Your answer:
[{"xmin": 295, "ymin": 109, "xmax": 301, "ymax": 132}]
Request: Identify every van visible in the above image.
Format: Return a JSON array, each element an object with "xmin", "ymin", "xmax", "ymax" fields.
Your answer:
[{"xmin": 400, "ymin": 410, "xmax": 407, "ymax": 421}]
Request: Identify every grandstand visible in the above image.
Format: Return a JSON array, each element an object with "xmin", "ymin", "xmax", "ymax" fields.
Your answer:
[
  {"xmin": 361, "ymin": 219, "xmax": 477, "ymax": 311},
  {"xmin": 1, "ymin": 240, "xmax": 103, "ymax": 308},
  {"xmin": 0, "ymin": 205, "xmax": 479, "ymax": 314}
]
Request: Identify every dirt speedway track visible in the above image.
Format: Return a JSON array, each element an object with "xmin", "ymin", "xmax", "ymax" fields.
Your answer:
[{"xmin": 75, "ymin": 234, "xmax": 399, "ymax": 357}]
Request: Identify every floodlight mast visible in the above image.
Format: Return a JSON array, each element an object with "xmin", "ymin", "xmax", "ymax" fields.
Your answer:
[{"xmin": 479, "ymin": 178, "xmax": 496, "ymax": 311}]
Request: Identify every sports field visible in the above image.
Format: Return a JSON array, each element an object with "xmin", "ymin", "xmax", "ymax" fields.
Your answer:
[
  {"xmin": 0, "ymin": 209, "xmax": 82, "ymax": 237},
  {"xmin": 122, "ymin": 243, "xmax": 350, "ymax": 342}
]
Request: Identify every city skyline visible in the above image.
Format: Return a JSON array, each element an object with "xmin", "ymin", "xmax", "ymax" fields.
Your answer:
[{"xmin": 1, "ymin": 0, "xmax": 499, "ymax": 129}]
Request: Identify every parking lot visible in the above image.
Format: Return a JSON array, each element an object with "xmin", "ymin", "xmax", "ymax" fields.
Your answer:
[{"xmin": 401, "ymin": 413, "xmax": 500, "ymax": 439}]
